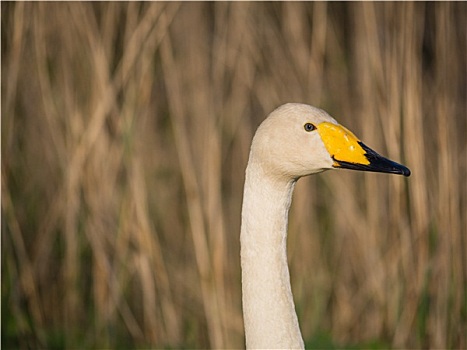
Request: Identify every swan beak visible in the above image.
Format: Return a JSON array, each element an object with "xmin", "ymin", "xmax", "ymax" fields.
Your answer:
[{"xmin": 317, "ymin": 122, "xmax": 411, "ymax": 177}]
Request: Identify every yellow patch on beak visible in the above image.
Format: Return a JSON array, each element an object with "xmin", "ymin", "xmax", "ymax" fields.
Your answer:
[{"xmin": 317, "ymin": 122, "xmax": 369, "ymax": 166}]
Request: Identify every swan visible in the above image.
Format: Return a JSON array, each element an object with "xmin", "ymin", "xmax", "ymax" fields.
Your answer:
[{"xmin": 240, "ymin": 103, "xmax": 410, "ymax": 349}]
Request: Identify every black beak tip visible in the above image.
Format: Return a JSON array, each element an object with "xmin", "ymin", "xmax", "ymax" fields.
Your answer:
[
  {"xmin": 359, "ymin": 142, "xmax": 411, "ymax": 177},
  {"xmin": 400, "ymin": 166, "xmax": 411, "ymax": 177}
]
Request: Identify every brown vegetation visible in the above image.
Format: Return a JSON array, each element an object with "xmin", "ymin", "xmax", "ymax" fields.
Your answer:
[{"xmin": 2, "ymin": 2, "xmax": 465, "ymax": 349}]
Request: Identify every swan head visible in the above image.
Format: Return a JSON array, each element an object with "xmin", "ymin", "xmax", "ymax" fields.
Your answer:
[{"xmin": 249, "ymin": 103, "xmax": 411, "ymax": 179}]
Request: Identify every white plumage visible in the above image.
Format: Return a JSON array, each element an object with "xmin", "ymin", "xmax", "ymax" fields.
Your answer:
[{"xmin": 240, "ymin": 103, "xmax": 409, "ymax": 349}]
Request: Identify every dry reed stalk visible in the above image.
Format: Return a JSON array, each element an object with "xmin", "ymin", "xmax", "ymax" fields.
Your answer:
[
  {"xmin": 159, "ymin": 8, "xmax": 224, "ymax": 348},
  {"xmin": 430, "ymin": 3, "xmax": 465, "ymax": 347}
]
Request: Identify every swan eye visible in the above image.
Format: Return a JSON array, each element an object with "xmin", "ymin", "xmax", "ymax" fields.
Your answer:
[{"xmin": 304, "ymin": 123, "xmax": 316, "ymax": 132}]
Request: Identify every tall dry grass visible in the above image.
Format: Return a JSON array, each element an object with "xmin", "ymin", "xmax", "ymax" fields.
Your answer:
[{"xmin": 2, "ymin": 2, "xmax": 465, "ymax": 349}]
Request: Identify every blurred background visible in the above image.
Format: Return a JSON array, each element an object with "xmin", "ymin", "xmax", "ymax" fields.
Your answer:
[{"xmin": 2, "ymin": 2, "xmax": 465, "ymax": 349}]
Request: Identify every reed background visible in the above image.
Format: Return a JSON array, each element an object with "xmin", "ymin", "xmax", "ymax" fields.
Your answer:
[{"xmin": 2, "ymin": 2, "xmax": 465, "ymax": 349}]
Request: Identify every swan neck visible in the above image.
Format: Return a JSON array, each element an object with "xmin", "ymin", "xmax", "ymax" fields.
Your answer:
[{"xmin": 240, "ymin": 162, "xmax": 304, "ymax": 349}]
